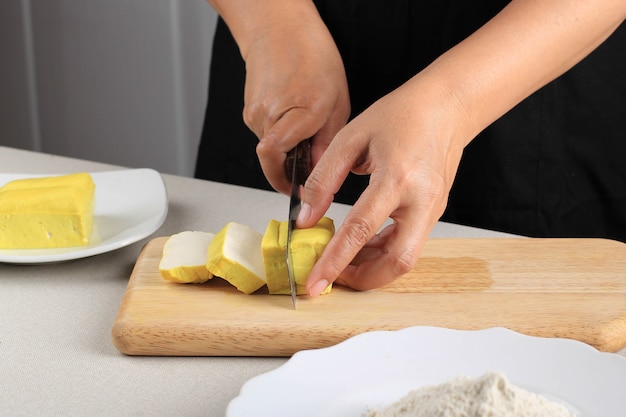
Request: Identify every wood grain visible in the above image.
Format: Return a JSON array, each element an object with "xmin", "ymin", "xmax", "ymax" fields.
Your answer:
[{"xmin": 111, "ymin": 237, "xmax": 626, "ymax": 356}]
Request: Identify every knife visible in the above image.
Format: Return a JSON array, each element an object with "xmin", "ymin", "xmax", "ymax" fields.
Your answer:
[{"xmin": 284, "ymin": 139, "xmax": 312, "ymax": 309}]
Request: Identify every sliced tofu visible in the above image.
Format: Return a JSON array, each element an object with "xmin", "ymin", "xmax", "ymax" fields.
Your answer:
[
  {"xmin": 159, "ymin": 231, "xmax": 215, "ymax": 284},
  {"xmin": 206, "ymin": 222, "xmax": 266, "ymax": 294},
  {"xmin": 262, "ymin": 217, "xmax": 334, "ymax": 295}
]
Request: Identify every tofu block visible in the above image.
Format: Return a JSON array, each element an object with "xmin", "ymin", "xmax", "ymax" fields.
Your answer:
[
  {"xmin": 262, "ymin": 217, "xmax": 334, "ymax": 295},
  {"xmin": 206, "ymin": 222, "xmax": 266, "ymax": 294},
  {"xmin": 0, "ymin": 172, "xmax": 95, "ymax": 249},
  {"xmin": 160, "ymin": 231, "xmax": 215, "ymax": 283}
]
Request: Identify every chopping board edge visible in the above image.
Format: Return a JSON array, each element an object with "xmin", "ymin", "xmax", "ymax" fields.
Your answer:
[{"xmin": 111, "ymin": 236, "xmax": 626, "ymax": 356}]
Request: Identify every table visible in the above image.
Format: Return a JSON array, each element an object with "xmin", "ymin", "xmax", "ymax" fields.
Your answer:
[{"xmin": 1, "ymin": 146, "xmax": 624, "ymax": 417}]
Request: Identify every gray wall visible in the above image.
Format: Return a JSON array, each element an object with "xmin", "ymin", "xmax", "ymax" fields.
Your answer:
[{"xmin": 0, "ymin": 0, "xmax": 218, "ymax": 177}]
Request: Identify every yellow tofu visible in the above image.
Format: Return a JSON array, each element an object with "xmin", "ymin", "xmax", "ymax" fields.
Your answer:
[
  {"xmin": 262, "ymin": 217, "xmax": 334, "ymax": 295},
  {"xmin": 159, "ymin": 231, "xmax": 215, "ymax": 284},
  {"xmin": 206, "ymin": 222, "xmax": 266, "ymax": 294},
  {"xmin": 0, "ymin": 172, "xmax": 95, "ymax": 249}
]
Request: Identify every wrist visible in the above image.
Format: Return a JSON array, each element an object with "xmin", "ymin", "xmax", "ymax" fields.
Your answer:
[{"xmin": 209, "ymin": 0, "xmax": 322, "ymax": 61}]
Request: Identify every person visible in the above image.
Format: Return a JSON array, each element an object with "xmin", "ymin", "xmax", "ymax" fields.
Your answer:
[{"xmin": 195, "ymin": 1, "xmax": 626, "ymax": 296}]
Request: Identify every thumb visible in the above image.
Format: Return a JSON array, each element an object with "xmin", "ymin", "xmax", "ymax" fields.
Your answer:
[
  {"xmin": 257, "ymin": 108, "xmax": 321, "ymax": 195},
  {"xmin": 296, "ymin": 129, "xmax": 363, "ymax": 228}
]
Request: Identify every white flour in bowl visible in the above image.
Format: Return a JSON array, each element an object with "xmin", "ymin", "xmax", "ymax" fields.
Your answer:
[{"xmin": 365, "ymin": 372, "xmax": 576, "ymax": 417}]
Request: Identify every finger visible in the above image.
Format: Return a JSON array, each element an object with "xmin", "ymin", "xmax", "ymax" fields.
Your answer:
[
  {"xmin": 347, "ymin": 223, "xmax": 396, "ymax": 266},
  {"xmin": 337, "ymin": 190, "xmax": 443, "ymax": 291},
  {"xmin": 336, "ymin": 219, "xmax": 423, "ymax": 291},
  {"xmin": 256, "ymin": 107, "xmax": 322, "ymax": 194},
  {"xmin": 361, "ymin": 223, "xmax": 395, "ymax": 249},
  {"xmin": 296, "ymin": 127, "xmax": 365, "ymax": 229},
  {"xmin": 305, "ymin": 179, "xmax": 398, "ymax": 296}
]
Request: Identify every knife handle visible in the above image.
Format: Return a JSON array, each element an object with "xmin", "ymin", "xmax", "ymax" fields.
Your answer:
[{"xmin": 284, "ymin": 139, "xmax": 312, "ymax": 184}]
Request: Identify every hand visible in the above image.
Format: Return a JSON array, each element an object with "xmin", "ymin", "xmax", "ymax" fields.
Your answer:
[
  {"xmin": 297, "ymin": 0, "xmax": 626, "ymax": 295},
  {"xmin": 209, "ymin": 0, "xmax": 626, "ymax": 293},
  {"xmin": 240, "ymin": 6, "xmax": 350, "ymax": 194},
  {"xmin": 299, "ymin": 75, "xmax": 470, "ymax": 295}
]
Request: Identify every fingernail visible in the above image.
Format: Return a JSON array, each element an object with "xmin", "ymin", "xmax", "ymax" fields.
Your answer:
[
  {"xmin": 297, "ymin": 202, "xmax": 311, "ymax": 225},
  {"xmin": 308, "ymin": 279, "xmax": 329, "ymax": 297}
]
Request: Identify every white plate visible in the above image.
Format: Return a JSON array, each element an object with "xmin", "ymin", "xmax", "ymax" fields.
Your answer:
[
  {"xmin": 227, "ymin": 327, "xmax": 626, "ymax": 417},
  {"xmin": 0, "ymin": 169, "xmax": 167, "ymax": 263}
]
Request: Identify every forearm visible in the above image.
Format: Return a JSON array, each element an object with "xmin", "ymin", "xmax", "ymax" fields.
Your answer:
[
  {"xmin": 420, "ymin": 0, "xmax": 626, "ymax": 144},
  {"xmin": 205, "ymin": 0, "xmax": 322, "ymax": 60}
]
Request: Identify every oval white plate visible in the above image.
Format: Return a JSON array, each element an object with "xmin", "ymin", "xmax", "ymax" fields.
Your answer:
[
  {"xmin": 0, "ymin": 169, "xmax": 167, "ymax": 263},
  {"xmin": 227, "ymin": 327, "xmax": 626, "ymax": 417}
]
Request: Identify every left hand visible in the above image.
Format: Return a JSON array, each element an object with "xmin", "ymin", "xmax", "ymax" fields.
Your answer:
[{"xmin": 298, "ymin": 74, "xmax": 469, "ymax": 294}]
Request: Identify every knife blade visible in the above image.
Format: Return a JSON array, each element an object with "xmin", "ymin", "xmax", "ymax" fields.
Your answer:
[{"xmin": 284, "ymin": 139, "xmax": 312, "ymax": 309}]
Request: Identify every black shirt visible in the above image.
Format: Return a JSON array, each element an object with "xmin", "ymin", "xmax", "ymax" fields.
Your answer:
[{"xmin": 196, "ymin": 1, "xmax": 626, "ymax": 242}]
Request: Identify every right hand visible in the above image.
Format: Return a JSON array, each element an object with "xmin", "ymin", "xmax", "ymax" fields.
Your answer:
[{"xmin": 238, "ymin": 4, "xmax": 351, "ymax": 194}]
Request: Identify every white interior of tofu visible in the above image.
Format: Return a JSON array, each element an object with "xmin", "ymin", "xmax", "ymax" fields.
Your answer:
[
  {"xmin": 223, "ymin": 223, "xmax": 266, "ymax": 280},
  {"xmin": 161, "ymin": 231, "xmax": 214, "ymax": 268}
]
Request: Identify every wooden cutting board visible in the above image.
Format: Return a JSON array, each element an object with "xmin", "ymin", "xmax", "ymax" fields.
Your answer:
[{"xmin": 112, "ymin": 237, "xmax": 626, "ymax": 356}]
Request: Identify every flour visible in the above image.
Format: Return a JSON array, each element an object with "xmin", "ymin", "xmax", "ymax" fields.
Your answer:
[{"xmin": 365, "ymin": 372, "xmax": 576, "ymax": 417}]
